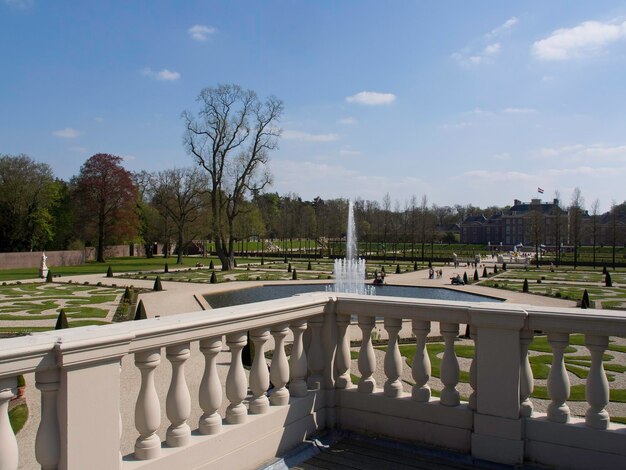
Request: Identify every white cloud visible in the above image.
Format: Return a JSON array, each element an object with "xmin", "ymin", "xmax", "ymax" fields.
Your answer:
[
  {"xmin": 540, "ymin": 143, "xmax": 626, "ymax": 161},
  {"xmin": 52, "ymin": 127, "xmax": 81, "ymax": 139},
  {"xmin": 346, "ymin": 91, "xmax": 396, "ymax": 105},
  {"xmin": 188, "ymin": 24, "xmax": 217, "ymax": 41},
  {"xmin": 338, "ymin": 117, "xmax": 357, "ymax": 125},
  {"xmin": 141, "ymin": 67, "xmax": 181, "ymax": 81},
  {"xmin": 453, "ymin": 43, "xmax": 500, "ymax": 66},
  {"xmin": 94, "ymin": 117, "xmax": 104, "ymax": 122},
  {"xmin": 492, "ymin": 152, "xmax": 511, "ymax": 160},
  {"xmin": 503, "ymin": 107, "xmax": 537, "ymax": 114},
  {"xmin": 532, "ymin": 20, "xmax": 626, "ymax": 61},
  {"xmin": 282, "ymin": 130, "xmax": 340, "ymax": 142},
  {"xmin": 486, "ymin": 17, "xmax": 518, "ymax": 38},
  {"xmin": 4, "ymin": 0, "xmax": 34, "ymax": 9},
  {"xmin": 339, "ymin": 146, "xmax": 361, "ymax": 156}
]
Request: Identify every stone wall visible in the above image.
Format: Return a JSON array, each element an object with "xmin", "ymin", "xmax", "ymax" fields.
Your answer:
[{"xmin": 0, "ymin": 250, "xmax": 86, "ymax": 269}]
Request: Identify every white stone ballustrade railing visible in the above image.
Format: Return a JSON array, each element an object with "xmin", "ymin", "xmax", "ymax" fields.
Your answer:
[{"xmin": 1, "ymin": 293, "xmax": 626, "ymax": 469}]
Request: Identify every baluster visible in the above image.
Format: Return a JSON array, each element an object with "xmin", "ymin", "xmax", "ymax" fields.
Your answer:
[
  {"xmin": 468, "ymin": 326, "xmax": 477, "ymax": 410},
  {"xmin": 270, "ymin": 324, "xmax": 290, "ymax": 405},
  {"xmin": 198, "ymin": 337, "xmax": 222, "ymax": 435},
  {"xmin": 585, "ymin": 334, "xmax": 609, "ymax": 429},
  {"xmin": 520, "ymin": 330, "xmax": 534, "ymax": 418},
  {"xmin": 440, "ymin": 323, "xmax": 460, "ymax": 406},
  {"xmin": 358, "ymin": 315, "xmax": 376, "ymax": 393},
  {"xmin": 119, "ymin": 361, "xmax": 123, "ymax": 466},
  {"xmin": 166, "ymin": 342, "xmax": 191, "ymax": 447},
  {"xmin": 0, "ymin": 377, "xmax": 18, "ymax": 470},
  {"xmin": 411, "ymin": 320, "xmax": 431, "ymax": 402},
  {"xmin": 35, "ymin": 369, "xmax": 60, "ymax": 470},
  {"xmin": 226, "ymin": 332, "xmax": 248, "ymax": 424},
  {"xmin": 289, "ymin": 320, "xmax": 308, "ymax": 397},
  {"xmin": 547, "ymin": 333, "xmax": 570, "ymax": 423},
  {"xmin": 335, "ymin": 314, "xmax": 353, "ymax": 389},
  {"xmin": 134, "ymin": 348, "xmax": 161, "ymax": 460},
  {"xmin": 383, "ymin": 317, "xmax": 403, "ymax": 398},
  {"xmin": 307, "ymin": 315, "xmax": 324, "ymax": 390},
  {"xmin": 249, "ymin": 328, "xmax": 270, "ymax": 413}
]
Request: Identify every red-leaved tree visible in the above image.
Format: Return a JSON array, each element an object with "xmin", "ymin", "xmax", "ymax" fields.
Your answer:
[{"xmin": 73, "ymin": 154, "xmax": 138, "ymax": 262}]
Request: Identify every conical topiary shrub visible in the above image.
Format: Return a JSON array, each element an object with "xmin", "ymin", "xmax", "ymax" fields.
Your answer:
[
  {"xmin": 428, "ymin": 261, "xmax": 432, "ymax": 268},
  {"xmin": 164, "ymin": 263, "xmax": 169, "ymax": 273},
  {"xmin": 602, "ymin": 265, "xmax": 607, "ymax": 275},
  {"xmin": 502, "ymin": 262, "xmax": 507, "ymax": 271},
  {"xmin": 523, "ymin": 278, "xmax": 529, "ymax": 293},
  {"xmin": 474, "ymin": 269, "xmax": 479, "ymax": 282},
  {"xmin": 284, "ymin": 256, "xmax": 288, "ymax": 263},
  {"xmin": 287, "ymin": 263, "xmax": 292, "ymax": 273},
  {"xmin": 307, "ymin": 261, "xmax": 312, "ymax": 270},
  {"xmin": 396, "ymin": 264, "xmax": 401, "ymax": 274},
  {"xmin": 210, "ymin": 271, "xmax": 217, "ymax": 284},
  {"xmin": 123, "ymin": 286, "xmax": 132, "ymax": 302},
  {"xmin": 463, "ymin": 272, "xmax": 468, "ymax": 284},
  {"xmin": 55, "ymin": 309, "xmax": 69, "ymax": 329},
  {"xmin": 494, "ymin": 265, "xmax": 498, "ymax": 274},
  {"xmin": 153, "ymin": 276, "xmax": 163, "ymax": 291},
  {"xmin": 292, "ymin": 269, "xmax": 298, "ymax": 280},
  {"xmin": 606, "ymin": 271, "xmax": 613, "ymax": 287},
  {"xmin": 261, "ymin": 257, "xmax": 264, "ymax": 265},
  {"xmin": 414, "ymin": 261, "xmax": 418, "ymax": 271},
  {"xmin": 46, "ymin": 270, "xmax": 53, "ymax": 283},
  {"xmin": 134, "ymin": 300, "xmax": 147, "ymax": 320},
  {"xmin": 233, "ymin": 259, "xmax": 237, "ymax": 268},
  {"xmin": 482, "ymin": 267, "xmax": 488, "ymax": 278},
  {"xmin": 209, "ymin": 260, "xmax": 214, "ymax": 270},
  {"xmin": 581, "ymin": 289, "xmax": 590, "ymax": 309},
  {"xmin": 107, "ymin": 266, "xmax": 113, "ymax": 278},
  {"xmin": 381, "ymin": 266, "xmax": 385, "ymax": 273}
]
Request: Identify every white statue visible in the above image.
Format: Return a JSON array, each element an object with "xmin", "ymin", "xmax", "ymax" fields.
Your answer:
[{"xmin": 39, "ymin": 252, "xmax": 49, "ymax": 279}]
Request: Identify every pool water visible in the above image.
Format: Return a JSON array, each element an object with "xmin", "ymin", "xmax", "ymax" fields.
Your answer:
[{"xmin": 204, "ymin": 284, "xmax": 501, "ymax": 309}]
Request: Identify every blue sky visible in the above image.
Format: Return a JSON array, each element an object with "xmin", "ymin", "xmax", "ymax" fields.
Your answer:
[{"xmin": 2, "ymin": 1, "xmax": 626, "ymax": 212}]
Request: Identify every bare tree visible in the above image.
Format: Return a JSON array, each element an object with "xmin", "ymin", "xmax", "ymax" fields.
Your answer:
[
  {"xmin": 183, "ymin": 84, "xmax": 283, "ymax": 270},
  {"xmin": 590, "ymin": 199, "xmax": 600, "ymax": 268},
  {"xmin": 569, "ymin": 188, "xmax": 585, "ymax": 269},
  {"xmin": 148, "ymin": 167, "xmax": 210, "ymax": 265}
]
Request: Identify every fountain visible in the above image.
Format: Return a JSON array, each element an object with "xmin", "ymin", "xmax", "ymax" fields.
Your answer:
[{"xmin": 332, "ymin": 200, "xmax": 373, "ymax": 295}]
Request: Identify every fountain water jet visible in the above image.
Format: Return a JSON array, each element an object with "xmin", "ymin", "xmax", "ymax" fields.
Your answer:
[{"xmin": 332, "ymin": 200, "xmax": 374, "ymax": 295}]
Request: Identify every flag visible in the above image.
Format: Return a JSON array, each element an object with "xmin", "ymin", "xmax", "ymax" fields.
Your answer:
[{"xmin": 537, "ymin": 187, "xmax": 544, "ymax": 194}]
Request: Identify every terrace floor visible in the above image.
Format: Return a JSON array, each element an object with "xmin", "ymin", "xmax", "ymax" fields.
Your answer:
[{"xmin": 271, "ymin": 431, "xmax": 539, "ymax": 470}]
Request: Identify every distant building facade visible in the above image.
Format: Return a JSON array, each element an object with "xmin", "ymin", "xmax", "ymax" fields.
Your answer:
[{"xmin": 460, "ymin": 198, "xmax": 569, "ymax": 246}]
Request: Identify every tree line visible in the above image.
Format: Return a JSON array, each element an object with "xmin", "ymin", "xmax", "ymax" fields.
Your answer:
[{"xmin": 2, "ymin": 84, "xmax": 624, "ymax": 270}]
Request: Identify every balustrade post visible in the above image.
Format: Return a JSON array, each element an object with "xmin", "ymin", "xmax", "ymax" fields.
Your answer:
[
  {"xmin": 0, "ymin": 377, "xmax": 18, "ymax": 470},
  {"xmin": 134, "ymin": 348, "xmax": 162, "ymax": 460},
  {"xmin": 335, "ymin": 314, "xmax": 353, "ymax": 389},
  {"xmin": 468, "ymin": 306, "xmax": 526, "ymax": 466},
  {"xmin": 226, "ymin": 332, "xmax": 248, "ymax": 424},
  {"xmin": 411, "ymin": 320, "xmax": 431, "ymax": 402},
  {"xmin": 440, "ymin": 322, "xmax": 460, "ymax": 406},
  {"xmin": 358, "ymin": 315, "xmax": 376, "ymax": 393},
  {"xmin": 35, "ymin": 369, "xmax": 60, "ymax": 470},
  {"xmin": 289, "ymin": 321, "xmax": 308, "ymax": 397},
  {"xmin": 249, "ymin": 328, "xmax": 270, "ymax": 413},
  {"xmin": 165, "ymin": 342, "xmax": 191, "ymax": 447},
  {"xmin": 307, "ymin": 315, "xmax": 324, "ymax": 390},
  {"xmin": 585, "ymin": 334, "xmax": 609, "ymax": 429},
  {"xmin": 547, "ymin": 333, "xmax": 570, "ymax": 423},
  {"xmin": 198, "ymin": 338, "xmax": 223, "ymax": 434},
  {"xmin": 468, "ymin": 326, "xmax": 477, "ymax": 410},
  {"xmin": 383, "ymin": 317, "xmax": 403, "ymax": 398},
  {"xmin": 270, "ymin": 324, "xmax": 290, "ymax": 406},
  {"xmin": 519, "ymin": 329, "xmax": 534, "ymax": 418}
]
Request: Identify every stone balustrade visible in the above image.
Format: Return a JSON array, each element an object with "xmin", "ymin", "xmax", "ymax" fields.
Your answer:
[{"xmin": 1, "ymin": 293, "xmax": 626, "ymax": 469}]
